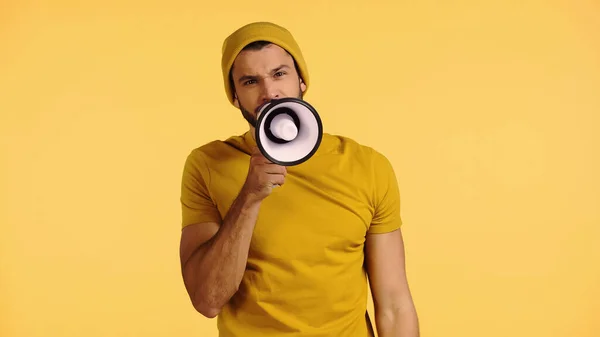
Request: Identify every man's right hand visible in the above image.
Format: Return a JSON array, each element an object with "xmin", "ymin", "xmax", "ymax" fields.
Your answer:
[
  {"xmin": 240, "ymin": 146, "xmax": 287, "ymax": 203},
  {"xmin": 181, "ymin": 146, "xmax": 283, "ymax": 318}
]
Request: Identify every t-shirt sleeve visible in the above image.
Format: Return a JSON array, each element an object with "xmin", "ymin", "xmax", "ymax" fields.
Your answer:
[
  {"xmin": 368, "ymin": 150, "xmax": 403, "ymax": 234},
  {"xmin": 180, "ymin": 149, "xmax": 222, "ymax": 229}
]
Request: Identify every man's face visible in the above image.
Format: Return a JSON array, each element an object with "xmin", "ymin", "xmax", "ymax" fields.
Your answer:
[{"xmin": 230, "ymin": 43, "xmax": 307, "ymax": 129}]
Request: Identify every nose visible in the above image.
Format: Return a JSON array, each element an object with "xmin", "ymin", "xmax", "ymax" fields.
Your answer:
[{"xmin": 260, "ymin": 79, "xmax": 279, "ymax": 103}]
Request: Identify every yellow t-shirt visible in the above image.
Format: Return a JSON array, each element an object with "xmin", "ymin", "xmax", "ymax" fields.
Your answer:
[{"xmin": 180, "ymin": 131, "xmax": 403, "ymax": 337}]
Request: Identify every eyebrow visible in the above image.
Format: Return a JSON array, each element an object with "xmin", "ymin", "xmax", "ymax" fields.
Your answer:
[{"xmin": 237, "ymin": 64, "xmax": 290, "ymax": 84}]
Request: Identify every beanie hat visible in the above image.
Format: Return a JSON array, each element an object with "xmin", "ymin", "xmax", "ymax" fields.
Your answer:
[{"xmin": 221, "ymin": 21, "xmax": 309, "ymax": 106}]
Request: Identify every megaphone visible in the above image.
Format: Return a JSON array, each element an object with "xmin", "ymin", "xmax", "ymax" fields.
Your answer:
[{"xmin": 255, "ymin": 97, "xmax": 323, "ymax": 166}]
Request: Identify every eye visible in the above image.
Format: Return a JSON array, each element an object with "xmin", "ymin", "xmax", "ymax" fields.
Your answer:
[
  {"xmin": 243, "ymin": 79, "xmax": 256, "ymax": 86},
  {"xmin": 275, "ymin": 71, "xmax": 285, "ymax": 77}
]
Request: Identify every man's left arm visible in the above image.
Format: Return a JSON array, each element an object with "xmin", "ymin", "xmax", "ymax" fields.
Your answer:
[{"xmin": 365, "ymin": 228, "xmax": 419, "ymax": 337}]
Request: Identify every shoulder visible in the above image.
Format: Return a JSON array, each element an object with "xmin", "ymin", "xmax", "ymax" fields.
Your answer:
[
  {"xmin": 186, "ymin": 133, "xmax": 247, "ymax": 162},
  {"xmin": 182, "ymin": 133, "xmax": 248, "ymax": 175}
]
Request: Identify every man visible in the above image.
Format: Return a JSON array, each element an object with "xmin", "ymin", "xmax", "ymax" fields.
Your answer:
[{"xmin": 179, "ymin": 21, "xmax": 419, "ymax": 337}]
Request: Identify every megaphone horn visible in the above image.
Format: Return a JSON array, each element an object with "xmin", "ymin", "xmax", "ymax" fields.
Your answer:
[{"xmin": 255, "ymin": 97, "xmax": 323, "ymax": 166}]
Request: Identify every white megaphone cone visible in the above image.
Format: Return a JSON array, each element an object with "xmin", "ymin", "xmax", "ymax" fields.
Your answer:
[{"xmin": 255, "ymin": 97, "xmax": 323, "ymax": 166}]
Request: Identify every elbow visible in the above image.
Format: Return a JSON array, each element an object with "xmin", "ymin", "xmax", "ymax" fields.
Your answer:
[
  {"xmin": 191, "ymin": 292, "xmax": 225, "ymax": 319},
  {"xmin": 195, "ymin": 303, "xmax": 221, "ymax": 319},
  {"xmin": 186, "ymin": 278, "xmax": 238, "ymax": 319}
]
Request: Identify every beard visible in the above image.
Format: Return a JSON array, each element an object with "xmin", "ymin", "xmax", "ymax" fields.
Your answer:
[
  {"xmin": 240, "ymin": 104, "xmax": 258, "ymax": 128},
  {"xmin": 238, "ymin": 85, "xmax": 304, "ymax": 128}
]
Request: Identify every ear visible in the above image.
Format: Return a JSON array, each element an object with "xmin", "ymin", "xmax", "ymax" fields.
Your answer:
[
  {"xmin": 233, "ymin": 93, "xmax": 240, "ymax": 109},
  {"xmin": 300, "ymin": 78, "xmax": 307, "ymax": 93}
]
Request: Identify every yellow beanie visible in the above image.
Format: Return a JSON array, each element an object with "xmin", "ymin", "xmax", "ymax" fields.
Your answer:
[{"xmin": 221, "ymin": 21, "xmax": 309, "ymax": 106}]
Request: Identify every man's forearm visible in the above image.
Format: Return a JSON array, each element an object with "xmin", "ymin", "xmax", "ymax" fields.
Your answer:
[
  {"xmin": 184, "ymin": 191, "xmax": 261, "ymax": 316},
  {"xmin": 375, "ymin": 306, "xmax": 420, "ymax": 337}
]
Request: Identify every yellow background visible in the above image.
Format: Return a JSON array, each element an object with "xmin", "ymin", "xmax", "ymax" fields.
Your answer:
[{"xmin": 2, "ymin": 1, "xmax": 599, "ymax": 336}]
